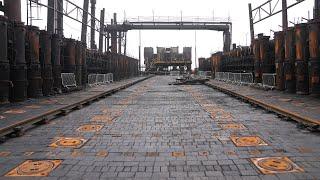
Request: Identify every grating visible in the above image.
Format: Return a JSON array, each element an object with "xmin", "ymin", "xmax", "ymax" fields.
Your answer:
[
  {"xmin": 5, "ymin": 160, "xmax": 62, "ymax": 177},
  {"xmin": 251, "ymin": 157, "xmax": 304, "ymax": 174},
  {"xmin": 77, "ymin": 125, "xmax": 103, "ymax": 132},
  {"xmin": 146, "ymin": 152, "xmax": 159, "ymax": 157},
  {"xmin": 50, "ymin": 137, "xmax": 87, "ymax": 148},
  {"xmin": 231, "ymin": 136, "xmax": 268, "ymax": 147}
]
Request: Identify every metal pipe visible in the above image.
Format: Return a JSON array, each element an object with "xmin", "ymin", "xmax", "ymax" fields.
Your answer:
[
  {"xmin": 99, "ymin": 8, "xmax": 105, "ymax": 53},
  {"xmin": 90, "ymin": 0, "xmax": 96, "ymax": 49},
  {"xmin": 81, "ymin": 0, "xmax": 89, "ymax": 44},
  {"xmin": 315, "ymin": 0, "xmax": 320, "ymax": 19}
]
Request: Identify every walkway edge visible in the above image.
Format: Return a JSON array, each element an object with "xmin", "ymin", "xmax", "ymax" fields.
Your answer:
[
  {"xmin": 0, "ymin": 76, "xmax": 153, "ymax": 137},
  {"xmin": 205, "ymin": 81, "xmax": 320, "ymax": 126}
]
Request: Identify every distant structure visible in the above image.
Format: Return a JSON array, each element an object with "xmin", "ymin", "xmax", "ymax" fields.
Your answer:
[{"xmin": 144, "ymin": 47, "xmax": 192, "ymax": 72}]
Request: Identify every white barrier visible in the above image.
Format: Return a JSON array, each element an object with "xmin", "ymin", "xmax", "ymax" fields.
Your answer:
[
  {"xmin": 262, "ymin": 73, "xmax": 276, "ymax": 88},
  {"xmin": 215, "ymin": 72, "xmax": 253, "ymax": 85},
  {"xmin": 88, "ymin": 73, "xmax": 114, "ymax": 87},
  {"xmin": 61, "ymin": 73, "xmax": 77, "ymax": 89}
]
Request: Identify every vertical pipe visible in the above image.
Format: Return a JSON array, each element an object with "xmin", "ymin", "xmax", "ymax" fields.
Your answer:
[
  {"xmin": 308, "ymin": 20, "xmax": 320, "ymax": 94},
  {"xmin": 57, "ymin": 0, "xmax": 63, "ymax": 36},
  {"xmin": 90, "ymin": 0, "xmax": 96, "ymax": 49},
  {"xmin": 248, "ymin": 3, "xmax": 254, "ymax": 44},
  {"xmin": 0, "ymin": 16, "xmax": 9, "ymax": 104},
  {"xmin": 51, "ymin": 34, "xmax": 62, "ymax": 92},
  {"xmin": 111, "ymin": 17, "xmax": 117, "ymax": 53},
  {"xmin": 282, "ymin": 0, "xmax": 288, "ymax": 31},
  {"xmin": 315, "ymin": 0, "xmax": 320, "ymax": 19},
  {"xmin": 39, "ymin": 30, "xmax": 53, "ymax": 96},
  {"xmin": 47, "ymin": 0, "xmax": 55, "ymax": 34},
  {"xmin": 81, "ymin": 0, "xmax": 89, "ymax": 44},
  {"xmin": 4, "ymin": 0, "xmax": 21, "ymax": 22},
  {"xmin": 274, "ymin": 31, "xmax": 285, "ymax": 91},
  {"xmin": 118, "ymin": 31, "xmax": 122, "ymax": 54},
  {"xmin": 99, "ymin": 8, "xmax": 105, "ymax": 53}
]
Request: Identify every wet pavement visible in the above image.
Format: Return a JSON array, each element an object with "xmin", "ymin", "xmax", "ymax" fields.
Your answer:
[{"xmin": 0, "ymin": 76, "xmax": 320, "ymax": 179}]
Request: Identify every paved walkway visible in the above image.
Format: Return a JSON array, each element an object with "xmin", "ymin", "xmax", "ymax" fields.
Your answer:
[{"xmin": 0, "ymin": 76, "xmax": 320, "ymax": 179}]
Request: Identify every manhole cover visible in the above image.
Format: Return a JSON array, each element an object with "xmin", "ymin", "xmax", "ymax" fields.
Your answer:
[
  {"xmin": 251, "ymin": 157, "xmax": 304, "ymax": 174},
  {"xmin": 4, "ymin": 109, "xmax": 26, "ymax": 114},
  {"xmin": 198, "ymin": 151, "xmax": 209, "ymax": 156},
  {"xmin": 0, "ymin": 151, "xmax": 11, "ymax": 157},
  {"xmin": 279, "ymin": 98, "xmax": 292, "ymax": 102},
  {"xmin": 5, "ymin": 160, "xmax": 62, "ymax": 177},
  {"xmin": 146, "ymin": 152, "xmax": 159, "ymax": 157},
  {"xmin": 172, "ymin": 152, "xmax": 185, "ymax": 157},
  {"xmin": 91, "ymin": 115, "xmax": 114, "ymax": 122},
  {"xmin": 231, "ymin": 136, "xmax": 268, "ymax": 147},
  {"xmin": 96, "ymin": 151, "xmax": 109, "ymax": 157},
  {"xmin": 77, "ymin": 125, "xmax": 103, "ymax": 132},
  {"xmin": 24, "ymin": 152, "xmax": 34, "ymax": 156},
  {"xmin": 50, "ymin": 137, "xmax": 87, "ymax": 148},
  {"xmin": 220, "ymin": 123, "xmax": 246, "ymax": 130}
]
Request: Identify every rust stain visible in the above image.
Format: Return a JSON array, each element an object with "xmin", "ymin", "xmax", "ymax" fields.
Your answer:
[{"xmin": 251, "ymin": 157, "xmax": 304, "ymax": 174}]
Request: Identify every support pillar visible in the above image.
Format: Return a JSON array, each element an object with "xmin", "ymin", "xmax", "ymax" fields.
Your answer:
[
  {"xmin": 90, "ymin": 0, "xmax": 96, "ymax": 49},
  {"xmin": 81, "ymin": 0, "xmax": 89, "ymax": 44},
  {"xmin": 99, "ymin": 8, "xmax": 105, "ymax": 53}
]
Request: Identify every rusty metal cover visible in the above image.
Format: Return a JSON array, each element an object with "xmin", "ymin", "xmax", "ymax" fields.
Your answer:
[
  {"xmin": 91, "ymin": 115, "xmax": 114, "ymax": 122},
  {"xmin": 198, "ymin": 151, "xmax": 209, "ymax": 156},
  {"xmin": 172, "ymin": 152, "xmax": 185, "ymax": 157},
  {"xmin": 5, "ymin": 160, "xmax": 62, "ymax": 177},
  {"xmin": 50, "ymin": 137, "xmax": 87, "ymax": 148},
  {"xmin": 230, "ymin": 136, "xmax": 268, "ymax": 147},
  {"xmin": 220, "ymin": 123, "xmax": 246, "ymax": 130},
  {"xmin": 25, "ymin": 105, "xmax": 41, "ymax": 109},
  {"xmin": 0, "ymin": 151, "xmax": 11, "ymax": 157},
  {"xmin": 251, "ymin": 157, "xmax": 304, "ymax": 174},
  {"xmin": 146, "ymin": 152, "xmax": 159, "ymax": 157},
  {"xmin": 96, "ymin": 151, "xmax": 109, "ymax": 157},
  {"xmin": 77, "ymin": 125, "xmax": 103, "ymax": 132}
]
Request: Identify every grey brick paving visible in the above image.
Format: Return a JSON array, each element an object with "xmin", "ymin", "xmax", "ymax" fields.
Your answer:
[{"xmin": 0, "ymin": 76, "xmax": 320, "ymax": 179}]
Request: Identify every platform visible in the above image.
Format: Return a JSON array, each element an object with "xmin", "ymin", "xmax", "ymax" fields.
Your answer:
[
  {"xmin": 0, "ymin": 76, "xmax": 151, "ymax": 137},
  {"xmin": 205, "ymin": 80, "xmax": 320, "ymax": 126}
]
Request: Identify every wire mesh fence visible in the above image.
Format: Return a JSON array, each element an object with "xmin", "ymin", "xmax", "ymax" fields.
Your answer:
[{"xmin": 61, "ymin": 73, "xmax": 77, "ymax": 89}]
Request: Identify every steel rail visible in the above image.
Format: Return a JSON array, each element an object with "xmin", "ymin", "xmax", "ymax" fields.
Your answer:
[{"xmin": 0, "ymin": 76, "xmax": 152, "ymax": 138}]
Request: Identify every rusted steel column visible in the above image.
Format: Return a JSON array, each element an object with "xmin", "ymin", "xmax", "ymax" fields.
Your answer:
[
  {"xmin": 8, "ymin": 22, "xmax": 28, "ymax": 102},
  {"xmin": 253, "ymin": 37, "xmax": 261, "ymax": 83},
  {"xmin": 47, "ymin": 0, "xmax": 55, "ymax": 34},
  {"xmin": 284, "ymin": 27, "xmax": 296, "ymax": 93},
  {"xmin": 260, "ymin": 36, "xmax": 275, "ymax": 74},
  {"xmin": 81, "ymin": 0, "xmax": 89, "ymax": 44},
  {"xmin": 39, "ymin": 30, "xmax": 53, "ymax": 96},
  {"xmin": 99, "ymin": 8, "xmax": 105, "ymax": 53},
  {"xmin": 223, "ymin": 30, "xmax": 231, "ymax": 52},
  {"xmin": 90, "ymin": 0, "xmax": 96, "ymax": 49},
  {"xmin": 0, "ymin": 16, "xmax": 10, "ymax": 104},
  {"xmin": 26, "ymin": 26, "xmax": 43, "ymax": 98},
  {"xmin": 274, "ymin": 31, "xmax": 285, "ymax": 91},
  {"xmin": 51, "ymin": 34, "xmax": 62, "ymax": 92},
  {"xmin": 81, "ymin": 42, "xmax": 87, "ymax": 86},
  {"xmin": 57, "ymin": 0, "xmax": 63, "ymax": 36},
  {"xmin": 308, "ymin": 20, "xmax": 320, "ymax": 94},
  {"xmin": 4, "ymin": 0, "xmax": 21, "ymax": 22},
  {"xmin": 75, "ymin": 41, "xmax": 83, "ymax": 86},
  {"xmin": 294, "ymin": 23, "xmax": 309, "ymax": 95},
  {"xmin": 63, "ymin": 38, "xmax": 76, "ymax": 74}
]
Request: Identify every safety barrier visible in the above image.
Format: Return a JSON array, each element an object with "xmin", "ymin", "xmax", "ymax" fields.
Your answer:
[
  {"xmin": 170, "ymin": 71, "xmax": 180, "ymax": 76},
  {"xmin": 215, "ymin": 72, "xmax": 254, "ymax": 85},
  {"xmin": 88, "ymin": 73, "xmax": 114, "ymax": 87},
  {"xmin": 198, "ymin": 71, "xmax": 212, "ymax": 79},
  {"xmin": 262, "ymin": 73, "xmax": 276, "ymax": 88},
  {"xmin": 61, "ymin": 73, "xmax": 77, "ymax": 90}
]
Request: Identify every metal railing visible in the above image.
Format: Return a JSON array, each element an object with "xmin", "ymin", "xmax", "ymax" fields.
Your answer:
[
  {"xmin": 198, "ymin": 71, "xmax": 212, "ymax": 79},
  {"xmin": 61, "ymin": 73, "xmax": 77, "ymax": 89},
  {"xmin": 88, "ymin": 73, "xmax": 114, "ymax": 87}
]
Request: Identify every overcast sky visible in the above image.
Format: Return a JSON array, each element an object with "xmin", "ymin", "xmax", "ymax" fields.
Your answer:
[{"xmin": 1, "ymin": 0, "xmax": 315, "ymax": 69}]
